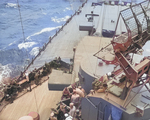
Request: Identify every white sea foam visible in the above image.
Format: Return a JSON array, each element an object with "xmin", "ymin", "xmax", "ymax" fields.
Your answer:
[
  {"xmin": 8, "ymin": 40, "xmax": 17, "ymax": 46},
  {"xmin": 0, "ymin": 63, "xmax": 25, "ymax": 82},
  {"xmin": 2, "ymin": 65, "xmax": 11, "ymax": 76},
  {"xmin": 32, "ymin": 27, "xmax": 61, "ymax": 36},
  {"xmin": 26, "ymin": 26, "xmax": 61, "ymax": 40},
  {"xmin": 51, "ymin": 16, "xmax": 70, "ymax": 23},
  {"xmin": 66, "ymin": 7, "xmax": 71, "ymax": 10},
  {"xmin": 0, "ymin": 75, "xmax": 2, "ymax": 82},
  {"xmin": 29, "ymin": 47, "xmax": 39, "ymax": 56},
  {"xmin": 18, "ymin": 42, "xmax": 37, "ymax": 49},
  {"xmin": 41, "ymin": 8, "xmax": 47, "ymax": 15},
  {"xmin": 6, "ymin": 3, "xmax": 18, "ymax": 8},
  {"xmin": 0, "ymin": 65, "xmax": 11, "ymax": 81},
  {"xmin": 64, "ymin": 7, "xmax": 71, "ymax": 11}
]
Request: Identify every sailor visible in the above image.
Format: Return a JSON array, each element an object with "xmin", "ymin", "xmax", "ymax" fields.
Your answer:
[
  {"xmin": 97, "ymin": 83, "xmax": 108, "ymax": 93},
  {"xmin": 55, "ymin": 102, "xmax": 66, "ymax": 120},
  {"xmin": 25, "ymin": 71, "xmax": 29, "ymax": 82},
  {"xmin": 69, "ymin": 103, "xmax": 76, "ymax": 118},
  {"xmin": 62, "ymin": 87, "xmax": 71, "ymax": 100},
  {"xmin": 67, "ymin": 85, "xmax": 73, "ymax": 94},
  {"xmin": 80, "ymin": 86, "xmax": 85, "ymax": 95},
  {"xmin": 71, "ymin": 90, "xmax": 80, "ymax": 108},
  {"xmin": 26, "ymin": 71, "xmax": 32, "ymax": 92},
  {"xmin": 60, "ymin": 102, "xmax": 66, "ymax": 113},
  {"xmin": 103, "ymin": 74, "xmax": 108, "ymax": 82},
  {"xmin": 49, "ymin": 112, "xmax": 57, "ymax": 120},
  {"xmin": 75, "ymin": 86, "xmax": 84, "ymax": 97},
  {"xmin": 58, "ymin": 56, "xmax": 61, "ymax": 62},
  {"xmin": 74, "ymin": 109, "xmax": 81, "ymax": 120}
]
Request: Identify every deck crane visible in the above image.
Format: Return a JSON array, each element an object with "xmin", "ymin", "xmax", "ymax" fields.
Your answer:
[{"xmin": 94, "ymin": 0, "xmax": 150, "ymax": 108}]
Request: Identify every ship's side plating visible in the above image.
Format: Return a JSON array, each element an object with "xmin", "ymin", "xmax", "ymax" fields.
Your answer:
[{"xmin": 79, "ymin": 0, "xmax": 150, "ymax": 120}]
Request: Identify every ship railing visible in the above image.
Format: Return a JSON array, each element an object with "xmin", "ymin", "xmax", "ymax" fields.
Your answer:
[
  {"xmin": 85, "ymin": 97, "xmax": 97, "ymax": 109},
  {"xmin": 17, "ymin": 0, "xmax": 88, "ymax": 81}
]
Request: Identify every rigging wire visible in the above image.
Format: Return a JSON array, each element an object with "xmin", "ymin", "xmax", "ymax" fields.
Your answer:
[
  {"xmin": 94, "ymin": 3, "xmax": 106, "ymax": 77},
  {"xmin": 69, "ymin": 0, "xmax": 96, "ymax": 74},
  {"xmin": 94, "ymin": 1, "xmax": 144, "ymax": 59},
  {"xmin": 33, "ymin": 88, "xmax": 39, "ymax": 113},
  {"xmin": 93, "ymin": 1, "xmax": 128, "ymax": 75},
  {"xmin": 93, "ymin": 2, "xmax": 121, "ymax": 76},
  {"xmin": 17, "ymin": 0, "xmax": 26, "ymax": 42},
  {"xmin": 17, "ymin": 0, "xmax": 30, "ymax": 71},
  {"xmin": 16, "ymin": 1, "xmax": 40, "ymax": 114},
  {"xmin": 118, "ymin": 1, "xmax": 121, "ymax": 35}
]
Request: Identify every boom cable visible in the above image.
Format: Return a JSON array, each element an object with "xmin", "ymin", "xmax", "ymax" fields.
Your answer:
[
  {"xmin": 16, "ymin": 0, "xmax": 30, "ymax": 71},
  {"xmin": 17, "ymin": 0, "xmax": 26, "ymax": 42},
  {"xmin": 94, "ymin": 3, "xmax": 106, "ymax": 76},
  {"xmin": 69, "ymin": 0, "xmax": 95, "ymax": 74}
]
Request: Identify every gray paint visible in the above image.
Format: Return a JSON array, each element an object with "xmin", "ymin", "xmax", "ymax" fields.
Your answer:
[
  {"xmin": 48, "ymin": 83, "xmax": 69, "ymax": 91},
  {"xmin": 81, "ymin": 96, "xmax": 150, "ymax": 120},
  {"xmin": 81, "ymin": 97, "xmax": 98, "ymax": 120},
  {"xmin": 79, "ymin": 66, "xmax": 96, "ymax": 94}
]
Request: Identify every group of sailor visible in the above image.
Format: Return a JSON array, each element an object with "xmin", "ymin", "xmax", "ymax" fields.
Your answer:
[{"xmin": 49, "ymin": 85, "xmax": 85, "ymax": 120}]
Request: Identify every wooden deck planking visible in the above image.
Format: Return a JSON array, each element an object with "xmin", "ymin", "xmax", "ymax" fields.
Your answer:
[{"xmin": 0, "ymin": 81, "xmax": 62, "ymax": 120}]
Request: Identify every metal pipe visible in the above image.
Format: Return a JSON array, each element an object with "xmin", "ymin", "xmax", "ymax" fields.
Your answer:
[{"xmin": 85, "ymin": 97, "xmax": 97, "ymax": 109}]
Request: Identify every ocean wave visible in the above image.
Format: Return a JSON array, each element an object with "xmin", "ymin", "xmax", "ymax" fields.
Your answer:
[
  {"xmin": 29, "ymin": 47, "xmax": 39, "ymax": 56},
  {"xmin": 6, "ymin": 3, "xmax": 18, "ymax": 8},
  {"xmin": 66, "ymin": 7, "xmax": 71, "ymax": 10},
  {"xmin": 1, "ymin": 65, "xmax": 11, "ymax": 78},
  {"xmin": 63, "ymin": 7, "xmax": 71, "ymax": 11},
  {"xmin": 0, "ymin": 64, "xmax": 24, "ymax": 82},
  {"xmin": 8, "ymin": 40, "xmax": 17, "ymax": 46},
  {"xmin": 0, "ymin": 48, "xmax": 28, "ymax": 66},
  {"xmin": 0, "ymin": 64, "xmax": 12, "ymax": 82},
  {"xmin": 41, "ymin": 8, "xmax": 47, "ymax": 15},
  {"xmin": 18, "ymin": 42, "xmax": 37, "ymax": 49},
  {"xmin": 51, "ymin": 16, "xmax": 70, "ymax": 23},
  {"xmin": 26, "ymin": 26, "xmax": 61, "ymax": 40},
  {"xmin": 0, "ymin": 0, "xmax": 82, "ymax": 81}
]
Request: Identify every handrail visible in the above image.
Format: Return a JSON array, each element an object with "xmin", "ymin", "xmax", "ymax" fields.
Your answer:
[
  {"xmin": 85, "ymin": 97, "xmax": 97, "ymax": 109},
  {"xmin": 16, "ymin": 0, "xmax": 88, "ymax": 81}
]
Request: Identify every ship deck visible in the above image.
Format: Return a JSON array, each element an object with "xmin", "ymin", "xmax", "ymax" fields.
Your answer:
[
  {"xmin": 0, "ymin": 0, "xmax": 137, "ymax": 119},
  {"xmin": 27, "ymin": 0, "xmax": 128, "ymax": 72},
  {"xmin": 74, "ymin": 35, "xmax": 150, "ymax": 114},
  {"xmin": 74, "ymin": 36, "xmax": 115, "ymax": 78},
  {"xmin": 0, "ymin": 79, "xmax": 62, "ymax": 120},
  {"xmin": 88, "ymin": 79, "xmax": 150, "ymax": 114}
]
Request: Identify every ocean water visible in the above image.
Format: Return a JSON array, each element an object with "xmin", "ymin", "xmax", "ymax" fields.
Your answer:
[{"xmin": 0, "ymin": 0, "xmax": 83, "ymax": 80}]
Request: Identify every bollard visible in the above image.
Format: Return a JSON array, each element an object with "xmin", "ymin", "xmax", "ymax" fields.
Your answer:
[
  {"xmin": 56, "ymin": 30, "xmax": 57, "ymax": 36},
  {"xmin": 82, "ymin": 3, "xmax": 84, "ymax": 7},
  {"xmin": 49, "ymin": 36, "xmax": 51, "ymax": 43},
  {"xmin": 43, "ymin": 46, "xmax": 45, "ymax": 51},
  {"xmin": 61, "ymin": 24, "xmax": 63, "ymax": 30},
  {"xmin": 39, "ymin": 48, "xmax": 41, "ymax": 55},
  {"xmin": 65, "ymin": 21, "xmax": 67, "ymax": 26},
  {"xmin": 58, "ymin": 28, "xmax": 61, "ymax": 33},
  {"xmin": 31, "ymin": 58, "xmax": 33, "ymax": 64},
  {"xmin": 73, "ymin": 47, "xmax": 76, "ymax": 52}
]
